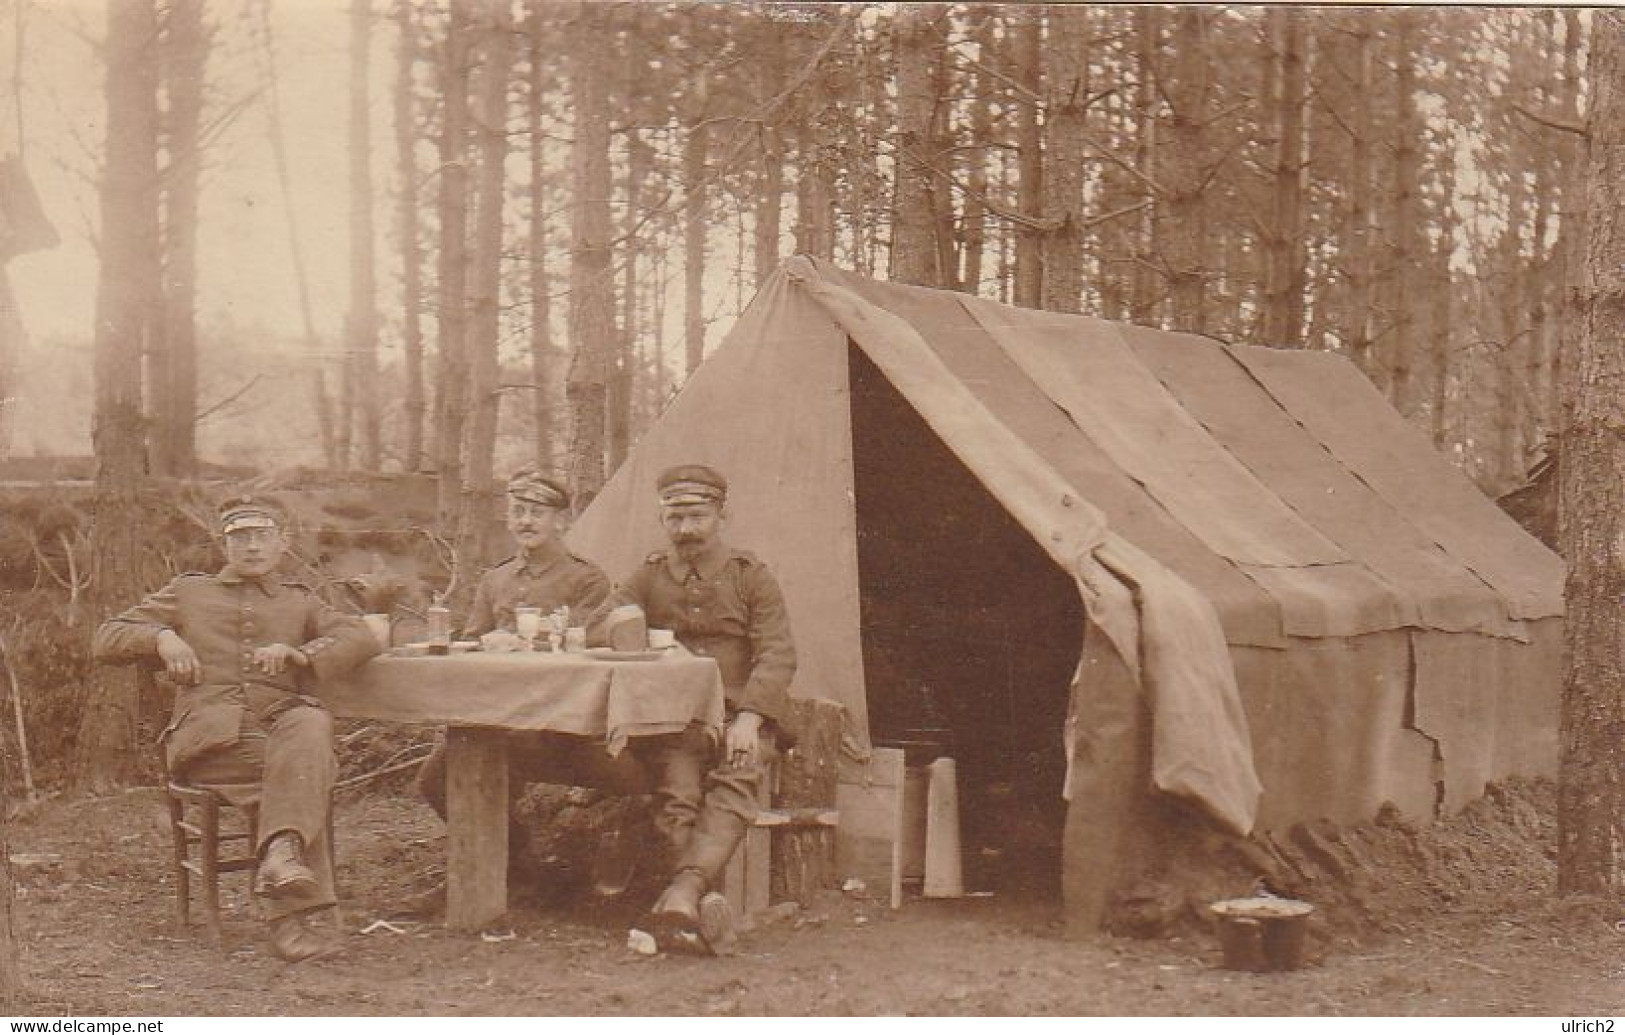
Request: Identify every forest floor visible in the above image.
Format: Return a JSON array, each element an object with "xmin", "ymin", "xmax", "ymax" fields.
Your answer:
[{"xmin": 4, "ymin": 777, "xmax": 1623, "ymax": 1018}]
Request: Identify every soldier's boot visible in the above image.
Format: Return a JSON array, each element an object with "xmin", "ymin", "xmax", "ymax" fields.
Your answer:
[
  {"xmin": 697, "ymin": 891, "xmax": 738, "ymax": 957},
  {"xmin": 268, "ymin": 909, "xmax": 343, "ymax": 963},
  {"xmin": 648, "ymin": 868, "xmax": 707, "ymax": 954},
  {"xmin": 256, "ymin": 832, "xmax": 317, "ymax": 897}
]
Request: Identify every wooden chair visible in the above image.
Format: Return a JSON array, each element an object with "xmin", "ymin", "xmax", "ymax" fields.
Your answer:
[{"xmin": 164, "ymin": 773, "xmax": 260, "ymax": 944}]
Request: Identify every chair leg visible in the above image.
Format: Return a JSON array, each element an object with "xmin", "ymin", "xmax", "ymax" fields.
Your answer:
[
  {"xmin": 199, "ymin": 796, "xmax": 223, "ymax": 945},
  {"xmin": 168, "ymin": 794, "xmax": 191, "ymax": 932}
]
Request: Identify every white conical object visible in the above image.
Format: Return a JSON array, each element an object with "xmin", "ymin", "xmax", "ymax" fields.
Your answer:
[{"xmin": 923, "ymin": 756, "xmax": 965, "ymax": 898}]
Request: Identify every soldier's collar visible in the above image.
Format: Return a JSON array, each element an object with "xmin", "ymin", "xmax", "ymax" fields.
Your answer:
[
  {"xmin": 516, "ymin": 538, "xmax": 567, "ymax": 573},
  {"xmin": 664, "ymin": 542, "xmax": 729, "ymax": 582},
  {"xmin": 217, "ymin": 565, "xmax": 283, "ymax": 596}
]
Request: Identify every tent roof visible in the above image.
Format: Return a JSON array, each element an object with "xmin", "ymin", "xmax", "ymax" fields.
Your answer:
[{"xmin": 571, "ymin": 257, "xmax": 1565, "ymax": 751}]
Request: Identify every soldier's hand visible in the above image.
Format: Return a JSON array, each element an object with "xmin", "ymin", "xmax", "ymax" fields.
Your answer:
[
  {"xmin": 252, "ymin": 643, "xmax": 310, "ymax": 676},
  {"xmin": 724, "ymin": 711, "xmax": 765, "ymax": 769},
  {"xmin": 156, "ymin": 629, "xmax": 202, "ymax": 686}
]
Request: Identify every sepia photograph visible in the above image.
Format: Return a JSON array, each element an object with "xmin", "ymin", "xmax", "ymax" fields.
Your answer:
[{"xmin": 0, "ymin": 0, "xmax": 1620, "ymax": 1020}]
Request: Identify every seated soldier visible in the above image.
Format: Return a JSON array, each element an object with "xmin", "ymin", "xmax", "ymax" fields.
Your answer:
[
  {"xmin": 93, "ymin": 496, "xmax": 380, "ymax": 962},
  {"xmin": 601, "ymin": 464, "xmax": 797, "ymax": 955},
  {"xmin": 413, "ymin": 469, "xmax": 616, "ymax": 900}
]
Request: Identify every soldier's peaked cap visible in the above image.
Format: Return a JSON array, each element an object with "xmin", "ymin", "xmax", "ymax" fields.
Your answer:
[
  {"xmin": 218, "ymin": 495, "xmax": 282, "ymax": 534},
  {"xmin": 506, "ymin": 468, "xmax": 570, "ymax": 509},
  {"xmin": 657, "ymin": 464, "xmax": 727, "ymax": 507}
]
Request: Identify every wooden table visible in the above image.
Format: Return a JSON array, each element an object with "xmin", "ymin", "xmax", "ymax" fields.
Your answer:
[{"xmin": 326, "ymin": 648, "xmax": 726, "ymax": 929}]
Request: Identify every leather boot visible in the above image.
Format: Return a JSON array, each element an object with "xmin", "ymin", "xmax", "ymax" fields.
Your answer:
[
  {"xmin": 697, "ymin": 891, "xmax": 738, "ymax": 957},
  {"xmin": 256, "ymin": 832, "xmax": 317, "ymax": 897},
  {"xmin": 648, "ymin": 868, "xmax": 706, "ymax": 953},
  {"xmin": 268, "ymin": 911, "xmax": 343, "ymax": 963}
]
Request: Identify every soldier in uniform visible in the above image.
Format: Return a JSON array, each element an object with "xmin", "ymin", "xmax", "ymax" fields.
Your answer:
[
  {"xmin": 605, "ymin": 464, "xmax": 797, "ymax": 954},
  {"xmin": 93, "ymin": 496, "xmax": 379, "ymax": 962},
  {"xmin": 413, "ymin": 469, "xmax": 615, "ymax": 895}
]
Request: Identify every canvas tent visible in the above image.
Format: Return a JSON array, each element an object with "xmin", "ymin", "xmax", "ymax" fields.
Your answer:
[{"xmin": 569, "ymin": 256, "xmax": 1564, "ymax": 929}]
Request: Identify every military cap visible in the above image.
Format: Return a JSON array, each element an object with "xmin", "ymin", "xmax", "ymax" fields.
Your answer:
[
  {"xmin": 506, "ymin": 467, "xmax": 570, "ymax": 509},
  {"xmin": 218, "ymin": 495, "xmax": 282, "ymax": 534},
  {"xmin": 657, "ymin": 464, "xmax": 727, "ymax": 507}
]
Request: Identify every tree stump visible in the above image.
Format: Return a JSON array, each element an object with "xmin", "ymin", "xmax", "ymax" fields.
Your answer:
[{"xmin": 772, "ymin": 697, "xmax": 844, "ymax": 905}]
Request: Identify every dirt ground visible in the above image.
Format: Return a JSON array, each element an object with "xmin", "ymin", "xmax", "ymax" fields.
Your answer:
[{"xmin": 5, "ymin": 779, "xmax": 1624, "ymax": 1018}]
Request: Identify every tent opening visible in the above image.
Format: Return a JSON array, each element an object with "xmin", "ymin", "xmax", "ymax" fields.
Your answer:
[{"xmin": 847, "ymin": 343, "xmax": 1082, "ymax": 896}]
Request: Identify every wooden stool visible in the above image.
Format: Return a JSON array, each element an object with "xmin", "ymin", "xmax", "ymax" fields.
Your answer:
[
  {"xmin": 718, "ymin": 698, "xmax": 845, "ymax": 919},
  {"xmin": 164, "ymin": 780, "xmax": 259, "ymax": 944}
]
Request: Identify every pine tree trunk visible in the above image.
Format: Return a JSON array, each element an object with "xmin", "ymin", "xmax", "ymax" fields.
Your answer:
[
  {"xmin": 77, "ymin": 0, "xmax": 161, "ymax": 794},
  {"xmin": 791, "ymin": 16, "xmax": 836, "ymax": 263},
  {"xmin": 1041, "ymin": 5, "xmax": 1087, "ymax": 314},
  {"xmin": 754, "ymin": 30, "xmax": 785, "ymax": 289},
  {"xmin": 566, "ymin": 1, "xmax": 615, "ymax": 504},
  {"xmin": 890, "ymin": 3, "xmax": 947, "ymax": 288},
  {"xmin": 1385, "ymin": 10, "xmax": 1424, "ymax": 418},
  {"xmin": 0, "ymin": 769, "xmax": 16, "ymax": 1004},
  {"xmin": 433, "ymin": 0, "xmax": 474, "ymax": 527},
  {"xmin": 1342, "ymin": 13, "xmax": 1380, "ymax": 384},
  {"xmin": 1011, "ymin": 7, "xmax": 1043, "ymax": 309},
  {"xmin": 1162, "ymin": 8, "xmax": 1211, "ymax": 330},
  {"xmin": 960, "ymin": 12, "xmax": 995, "ymax": 295},
  {"xmin": 1129, "ymin": 7, "xmax": 1160, "ymax": 324},
  {"xmin": 1260, "ymin": 6, "xmax": 1307, "ymax": 347},
  {"xmin": 348, "ymin": 0, "xmax": 380, "ymax": 472},
  {"xmin": 395, "ymin": 0, "xmax": 426, "ymax": 472},
  {"xmin": 155, "ymin": 0, "xmax": 204, "ymax": 477},
  {"xmin": 456, "ymin": 2, "xmax": 512, "ymax": 575},
  {"xmin": 682, "ymin": 76, "xmax": 709, "ymax": 375},
  {"xmin": 1556, "ymin": 8, "xmax": 1625, "ymax": 897},
  {"xmin": 611, "ymin": 127, "xmax": 651, "ymax": 472},
  {"xmin": 527, "ymin": 3, "xmax": 554, "ymax": 469}
]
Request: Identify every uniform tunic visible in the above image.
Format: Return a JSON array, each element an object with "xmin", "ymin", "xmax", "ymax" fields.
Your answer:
[
  {"xmin": 93, "ymin": 567, "xmax": 380, "ymax": 771},
  {"xmin": 610, "ymin": 545, "xmax": 796, "ymax": 740},
  {"xmin": 93, "ymin": 566, "xmax": 378, "ymax": 919},
  {"xmin": 416, "ymin": 542, "xmax": 614, "ymax": 829},
  {"xmin": 463, "ymin": 541, "xmax": 612, "ymax": 637},
  {"xmin": 605, "ymin": 543, "xmax": 799, "ymax": 882}
]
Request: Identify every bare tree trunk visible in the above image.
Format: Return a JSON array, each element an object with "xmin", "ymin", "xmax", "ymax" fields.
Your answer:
[
  {"xmin": 754, "ymin": 29, "xmax": 784, "ymax": 289},
  {"xmin": 890, "ymin": 3, "xmax": 947, "ymax": 288},
  {"xmin": 682, "ymin": 76, "xmax": 709, "ymax": 375},
  {"xmin": 1385, "ymin": 10, "xmax": 1424, "ymax": 418},
  {"xmin": 456, "ymin": 1, "xmax": 512, "ymax": 577},
  {"xmin": 395, "ymin": 0, "xmax": 425, "ymax": 472},
  {"xmin": 77, "ymin": 0, "xmax": 160, "ymax": 794},
  {"xmin": 154, "ymin": 0, "xmax": 204, "ymax": 477},
  {"xmin": 1129, "ymin": 7, "xmax": 1160, "ymax": 324},
  {"xmin": 1260, "ymin": 6, "xmax": 1307, "ymax": 347},
  {"xmin": 0, "ymin": 771, "xmax": 16, "ymax": 1004},
  {"xmin": 348, "ymin": 0, "xmax": 380, "ymax": 472},
  {"xmin": 433, "ymin": 0, "xmax": 473, "ymax": 526},
  {"xmin": 566, "ymin": 1, "xmax": 615, "ymax": 505},
  {"xmin": 1041, "ymin": 5, "xmax": 1087, "ymax": 314},
  {"xmin": 1557, "ymin": 8, "xmax": 1625, "ymax": 897},
  {"xmin": 791, "ymin": 16, "xmax": 836, "ymax": 264},
  {"xmin": 611, "ymin": 126, "xmax": 651, "ymax": 473},
  {"xmin": 1162, "ymin": 8, "xmax": 1211, "ymax": 330},
  {"xmin": 527, "ymin": 2, "xmax": 554, "ymax": 469},
  {"xmin": 959, "ymin": 12, "xmax": 995, "ymax": 295},
  {"xmin": 1011, "ymin": 7, "xmax": 1043, "ymax": 308},
  {"xmin": 1341, "ymin": 13, "xmax": 1380, "ymax": 384}
]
